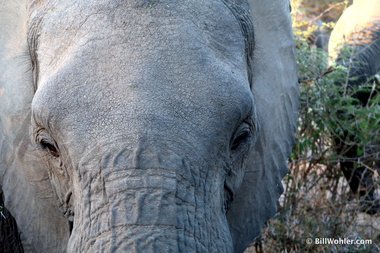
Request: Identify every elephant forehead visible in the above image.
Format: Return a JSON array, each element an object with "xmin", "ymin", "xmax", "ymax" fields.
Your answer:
[
  {"xmin": 32, "ymin": 53, "xmax": 253, "ymax": 142},
  {"xmin": 31, "ymin": 0, "xmax": 254, "ymax": 138},
  {"xmin": 31, "ymin": 0, "xmax": 248, "ymax": 78}
]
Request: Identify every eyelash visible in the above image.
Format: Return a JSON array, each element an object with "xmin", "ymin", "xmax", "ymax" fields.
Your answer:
[
  {"xmin": 39, "ymin": 140, "xmax": 60, "ymax": 158},
  {"xmin": 35, "ymin": 127, "xmax": 60, "ymax": 158}
]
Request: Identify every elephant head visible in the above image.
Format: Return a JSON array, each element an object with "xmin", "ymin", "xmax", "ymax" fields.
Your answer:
[{"xmin": 0, "ymin": 0, "xmax": 298, "ymax": 252}]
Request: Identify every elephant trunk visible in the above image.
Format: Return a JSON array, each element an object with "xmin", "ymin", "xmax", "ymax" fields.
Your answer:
[
  {"xmin": 67, "ymin": 148, "xmax": 232, "ymax": 252},
  {"xmin": 67, "ymin": 171, "xmax": 182, "ymax": 252}
]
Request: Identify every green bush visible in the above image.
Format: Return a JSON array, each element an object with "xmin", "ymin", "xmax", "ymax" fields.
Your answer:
[{"xmin": 252, "ymin": 1, "xmax": 380, "ymax": 252}]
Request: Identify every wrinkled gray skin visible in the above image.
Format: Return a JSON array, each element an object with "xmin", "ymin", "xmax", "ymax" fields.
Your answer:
[
  {"xmin": 328, "ymin": 0, "xmax": 380, "ymax": 214},
  {"xmin": 0, "ymin": 0, "xmax": 298, "ymax": 252}
]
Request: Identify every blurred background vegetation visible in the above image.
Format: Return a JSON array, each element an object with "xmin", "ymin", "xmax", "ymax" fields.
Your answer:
[{"xmin": 247, "ymin": 0, "xmax": 380, "ymax": 252}]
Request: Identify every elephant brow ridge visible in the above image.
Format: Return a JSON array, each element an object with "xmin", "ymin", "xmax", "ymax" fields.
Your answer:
[{"xmin": 222, "ymin": 0, "xmax": 255, "ymax": 87}]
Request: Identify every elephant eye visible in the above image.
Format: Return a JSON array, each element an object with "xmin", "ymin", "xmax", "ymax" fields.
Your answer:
[
  {"xmin": 230, "ymin": 123, "xmax": 253, "ymax": 151},
  {"xmin": 40, "ymin": 140, "xmax": 60, "ymax": 158},
  {"xmin": 231, "ymin": 131, "xmax": 251, "ymax": 151}
]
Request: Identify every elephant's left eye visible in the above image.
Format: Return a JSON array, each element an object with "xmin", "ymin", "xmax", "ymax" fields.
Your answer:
[{"xmin": 40, "ymin": 140, "xmax": 60, "ymax": 158}]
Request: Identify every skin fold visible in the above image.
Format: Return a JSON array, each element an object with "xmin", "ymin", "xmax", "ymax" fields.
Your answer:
[{"xmin": 0, "ymin": 0, "xmax": 298, "ymax": 252}]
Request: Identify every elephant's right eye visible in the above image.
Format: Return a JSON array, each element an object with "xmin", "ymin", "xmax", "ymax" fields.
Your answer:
[{"xmin": 40, "ymin": 140, "xmax": 60, "ymax": 158}]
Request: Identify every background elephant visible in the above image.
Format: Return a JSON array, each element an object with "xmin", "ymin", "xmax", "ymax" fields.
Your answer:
[
  {"xmin": 328, "ymin": 0, "xmax": 380, "ymax": 214},
  {"xmin": 308, "ymin": 19, "xmax": 330, "ymax": 50},
  {"xmin": 0, "ymin": 0, "xmax": 298, "ymax": 252}
]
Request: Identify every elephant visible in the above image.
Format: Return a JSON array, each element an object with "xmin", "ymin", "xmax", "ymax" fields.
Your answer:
[
  {"xmin": 308, "ymin": 19, "xmax": 329, "ymax": 50},
  {"xmin": 329, "ymin": 0, "xmax": 380, "ymax": 86},
  {"xmin": 328, "ymin": 0, "xmax": 380, "ymax": 214},
  {"xmin": 0, "ymin": 0, "xmax": 298, "ymax": 252}
]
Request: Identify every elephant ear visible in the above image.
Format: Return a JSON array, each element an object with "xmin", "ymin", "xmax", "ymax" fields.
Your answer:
[
  {"xmin": 0, "ymin": 1, "xmax": 70, "ymax": 252},
  {"xmin": 227, "ymin": 0, "xmax": 299, "ymax": 252}
]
